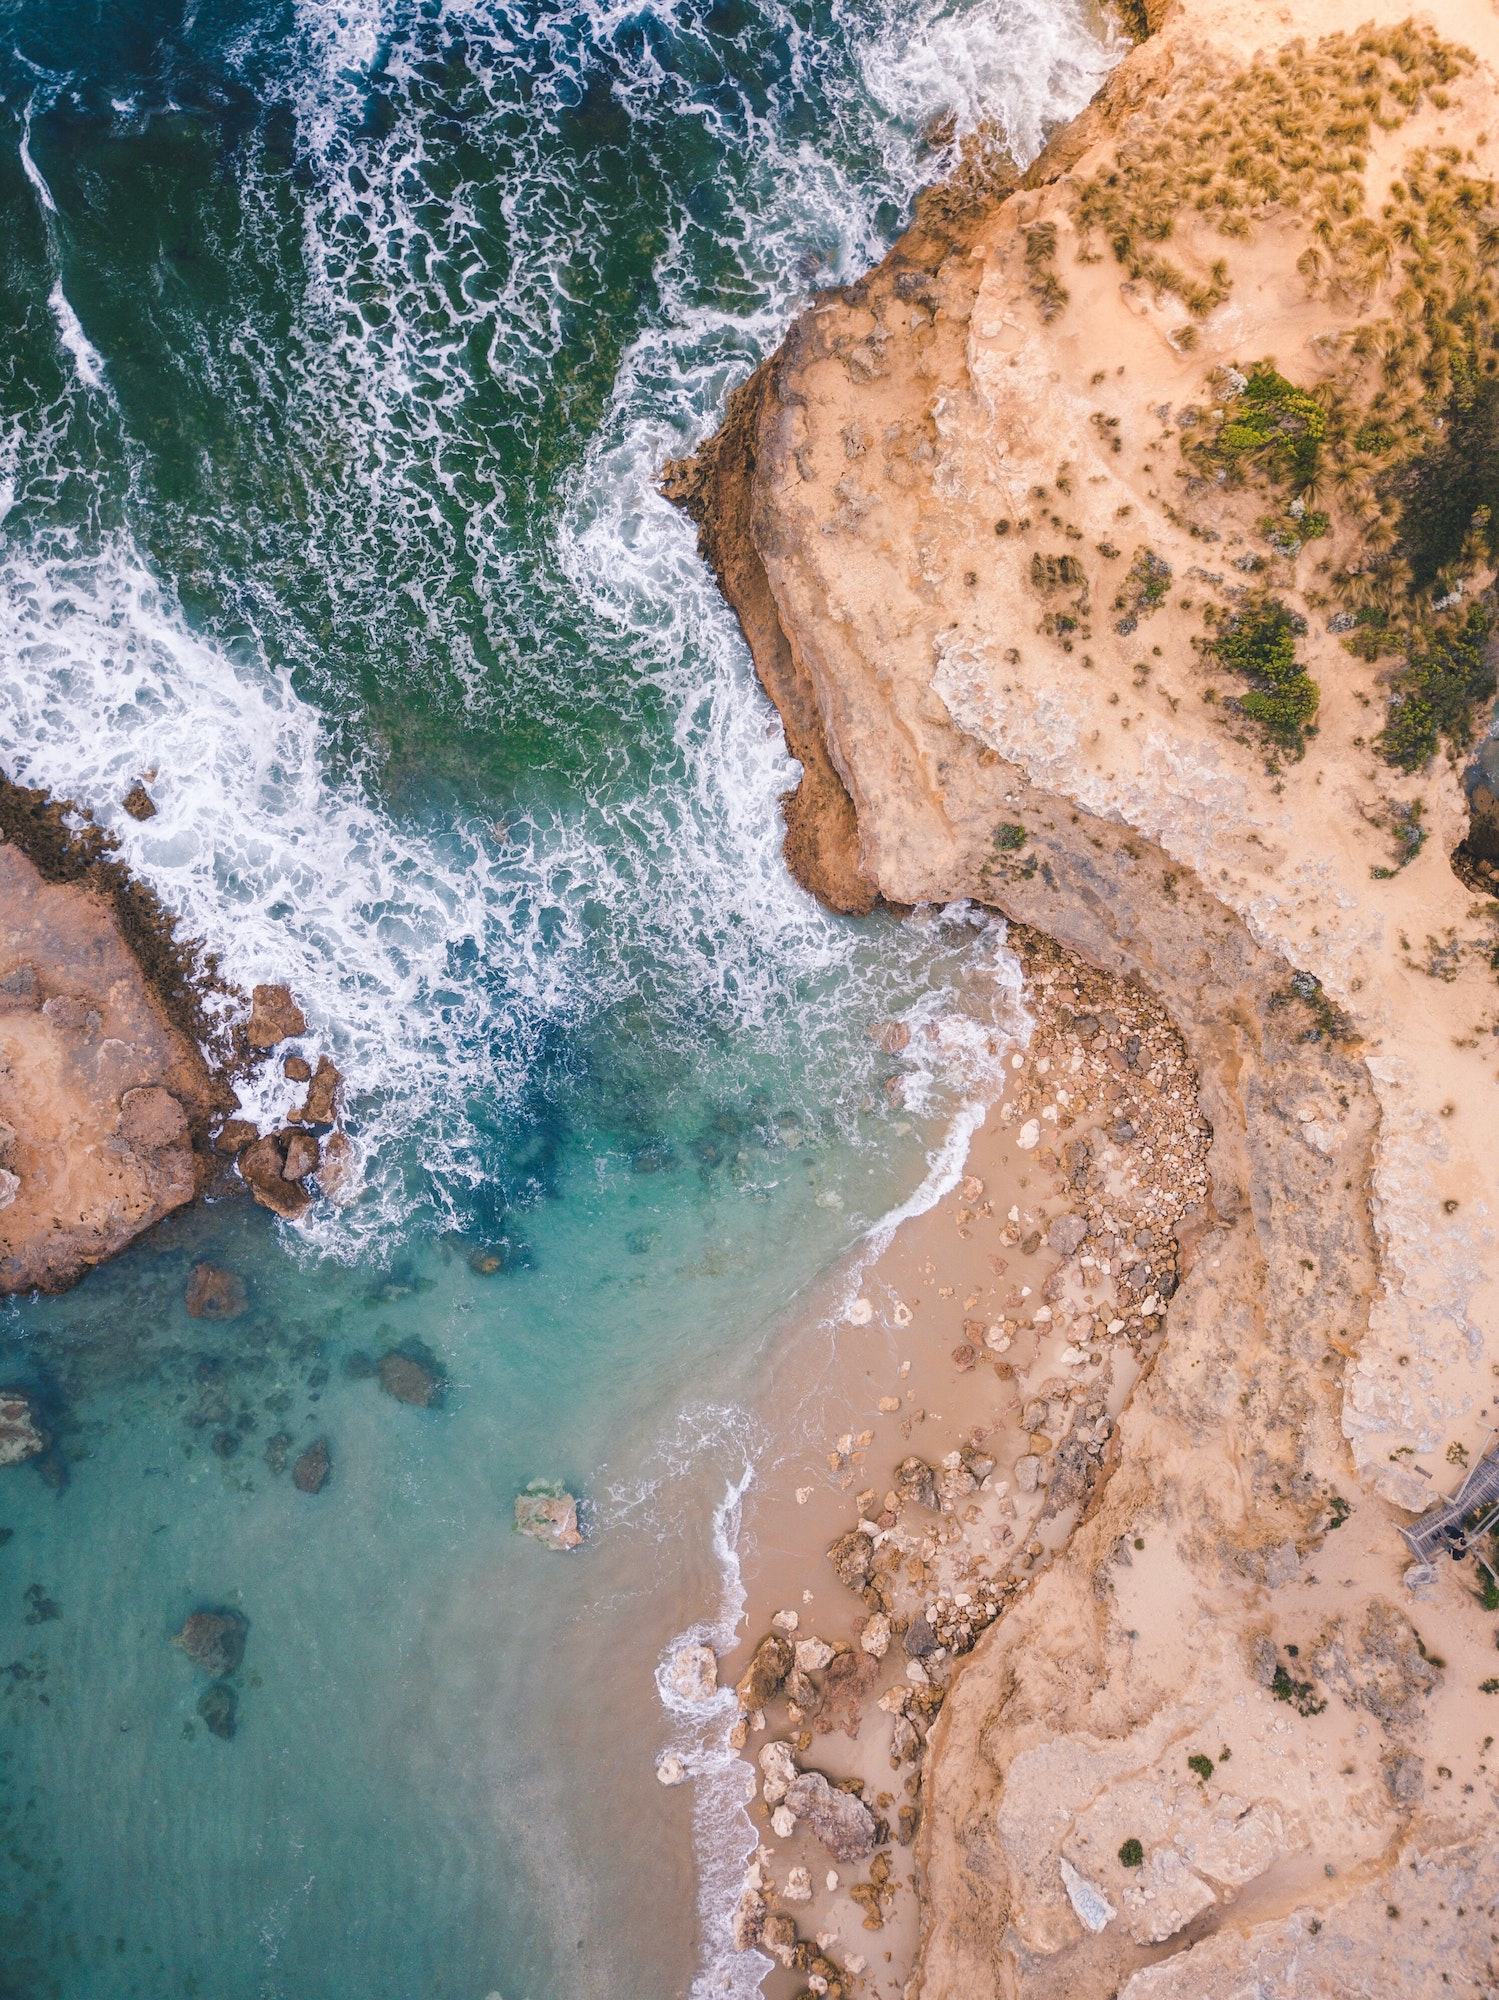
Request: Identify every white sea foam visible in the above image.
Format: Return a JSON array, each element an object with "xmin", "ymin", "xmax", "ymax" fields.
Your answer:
[
  {"xmin": 47, "ymin": 283, "xmax": 109, "ymax": 394},
  {"xmin": 18, "ymin": 99, "xmax": 57, "ymax": 213}
]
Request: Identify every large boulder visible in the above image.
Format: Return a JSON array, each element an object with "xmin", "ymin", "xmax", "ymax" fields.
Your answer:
[
  {"xmin": 238, "ymin": 1134, "xmax": 311, "ymax": 1219},
  {"xmin": 173, "ymin": 1609, "xmax": 248, "ymax": 1678},
  {"xmin": 666, "ymin": 1643, "xmax": 718, "ymax": 1703},
  {"xmin": 0, "ymin": 1389, "xmax": 47, "ymax": 1465},
  {"xmin": 784, "ymin": 1770, "xmax": 878, "ymax": 1862},
  {"xmin": 184, "ymin": 1262, "xmax": 247, "ymax": 1321},
  {"xmin": 735, "ymin": 1632, "xmax": 793, "ymax": 1711},
  {"xmin": 245, "ymin": 984, "xmax": 306, "ymax": 1049},
  {"xmin": 514, "ymin": 1481, "xmax": 582, "ymax": 1550},
  {"xmin": 295, "ymin": 1057, "xmax": 341, "ymax": 1128}
]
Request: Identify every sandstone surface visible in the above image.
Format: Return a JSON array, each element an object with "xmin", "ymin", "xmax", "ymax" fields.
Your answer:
[
  {"xmin": 672, "ymin": 0, "xmax": 1499, "ymax": 1990},
  {"xmin": 0, "ymin": 800, "xmax": 219, "ymax": 1294}
]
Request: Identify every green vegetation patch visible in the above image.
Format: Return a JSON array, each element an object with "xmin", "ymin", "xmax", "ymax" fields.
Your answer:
[
  {"xmin": 1377, "ymin": 603, "xmax": 1495, "ymax": 771},
  {"xmin": 993, "ymin": 822, "xmax": 1028, "ymax": 851},
  {"xmin": 1113, "ymin": 547, "xmax": 1172, "ymax": 634},
  {"xmin": 1186, "ymin": 1752, "xmax": 1215, "ymax": 1781},
  {"xmin": 1212, "ymin": 364, "xmax": 1326, "ymax": 489},
  {"xmin": 1208, "ymin": 595, "xmax": 1319, "ymax": 750},
  {"xmin": 1272, "ymin": 1662, "xmax": 1327, "ymax": 1716},
  {"xmin": 1118, "ymin": 1837, "xmax": 1145, "ymax": 1867}
]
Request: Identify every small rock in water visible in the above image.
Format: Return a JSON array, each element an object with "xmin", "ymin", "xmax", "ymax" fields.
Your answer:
[
  {"xmin": 0, "ymin": 1390, "xmax": 48, "ymax": 1466},
  {"xmin": 666, "ymin": 1643, "xmax": 717, "ymax": 1703},
  {"xmin": 283, "ymin": 1054, "xmax": 312, "ymax": 1083},
  {"xmin": 770, "ymin": 1804, "xmax": 797, "ymax": 1839},
  {"xmin": 735, "ymin": 1633, "xmax": 793, "ymax": 1710},
  {"xmin": 513, "ymin": 1481, "xmax": 582, "ymax": 1551},
  {"xmin": 197, "ymin": 1684, "xmax": 238, "ymax": 1740},
  {"xmin": 315, "ymin": 1131, "xmax": 356, "ymax": 1203},
  {"xmin": 783, "ymin": 1866, "xmax": 812, "ymax": 1902},
  {"xmin": 122, "ymin": 781, "xmax": 157, "ymax": 821},
  {"xmin": 211, "ymin": 1430, "xmax": 240, "ymax": 1459},
  {"xmin": 238, "ymin": 1134, "xmax": 312, "ymax": 1219},
  {"xmin": 655, "ymin": 1753, "xmax": 687, "ymax": 1786},
  {"xmin": 292, "ymin": 1438, "xmax": 331, "ymax": 1494},
  {"xmin": 296, "ymin": 1056, "xmax": 342, "ymax": 1128},
  {"xmin": 184, "ymin": 1262, "xmax": 248, "ymax": 1322},
  {"xmin": 174, "ymin": 1609, "xmax": 248, "ymax": 1678},
  {"xmin": 213, "ymin": 1118, "xmax": 260, "ymax": 1156},
  {"xmin": 784, "ymin": 1770, "xmax": 877, "ymax": 1862},
  {"xmin": 245, "ymin": 983, "xmax": 306, "ymax": 1049},
  {"xmin": 732, "ymin": 1887, "xmax": 766, "ymax": 1951},
  {"xmin": 376, "ymin": 1346, "xmax": 445, "ymax": 1408},
  {"xmin": 771, "ymin": 1607, "xmax": 799, "ymax": 1635}
]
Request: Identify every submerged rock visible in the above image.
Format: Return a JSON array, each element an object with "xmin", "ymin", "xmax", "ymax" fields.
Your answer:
[
  {"xmin": 197, "ymin": 1683, "xmax": 237, "ymax": 1740},
  {"xmin": 184, "ymin": 1262, "xmax": 248, "ymax": 1322},
  {"xmin": 735, "ymin": 1632, "xmax": 793, "ymax": 1711},
  {"xmin": 263, "ymin": 1432, "xmax": 292, "ymax": 1476},
  {"xmin": 173, "ymin": 1609, "xmax": 248, "ymax": 1678},
  {"xmin": 376, "ymin": 1345, "xmax": 444, "ymax": 1407},
  {"xmin": 292, "ymin": 1438, "xmax": 331, "ymax": 1495},
  {"xmin": 783, "ymin": 1770, "xmax": 878, "ymax": 1862},
  {"xmin": 513, "ymin": 1480, "xmax": 582, "ymax": 1550},
  {"xmin": 0, "ymin": 1390, "xmax": 48, "ymax": 1466}
]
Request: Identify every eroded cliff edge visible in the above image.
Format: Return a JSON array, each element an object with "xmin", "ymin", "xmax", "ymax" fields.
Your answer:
[{"xmin": 669, "ymin": 2, "xmax": 1499, "ymax": 1991}]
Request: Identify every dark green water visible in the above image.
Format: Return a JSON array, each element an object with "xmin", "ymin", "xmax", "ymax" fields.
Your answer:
[{"xmin": 0, "ymin": 0, "xmax": 1111, "ymax": 1992}]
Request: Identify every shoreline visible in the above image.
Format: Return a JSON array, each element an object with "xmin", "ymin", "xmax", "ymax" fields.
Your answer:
[
  {"xmin": 676, "ymin": 922, "xmax": 1213, "ymax": 1999},
  {"xmin": 665, "ymin": 0, "xmax": 1499, "ymax": 1990}
]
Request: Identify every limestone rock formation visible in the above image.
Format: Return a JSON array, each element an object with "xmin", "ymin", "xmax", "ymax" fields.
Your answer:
[
  {"xmin": 0, "ymin": 829, "xmax": 217, "ymax": 1294},
  {"xmin": 673, "ymin": 0, "xmax": 1499, "ymax": 1989}
]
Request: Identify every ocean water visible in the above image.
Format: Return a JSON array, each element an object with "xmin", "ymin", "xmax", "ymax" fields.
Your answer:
[{"xmin": 0, "ymin": 1, "xmax": 1113, "ymax": 1993}]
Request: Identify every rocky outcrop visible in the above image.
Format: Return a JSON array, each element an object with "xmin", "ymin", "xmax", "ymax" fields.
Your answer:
[
  {"xmin": 673, "ymin": 0, "xmax": 1499, "ymax": 1989},
  {"xmin": 0, "ymin": 803, "xmax": 220, "ymax": 1293},
  {"xmin": 173, "ymin": 1609, "xmax": 248, "ymax": 1678},
  {"xmin": 513, "ymin": 1480, "xmax": 582, "ymax": 1549}
]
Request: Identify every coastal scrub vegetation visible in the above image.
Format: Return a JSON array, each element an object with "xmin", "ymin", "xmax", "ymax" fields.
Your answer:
[
  {"xmin": 1204, "ymin": 596, "xmax": 1319, "ymax": 751},
  {"xmin": 1070, "ymin": 24, "xmax": 1471, "ymax": 319}
]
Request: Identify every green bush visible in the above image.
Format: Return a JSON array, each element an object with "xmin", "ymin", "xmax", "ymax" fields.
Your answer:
[
  {"xmin": 1210, "ymin": 596, "xmax": 1320, "ymax": 748},
  {"xmin": 1214, "ymin": 363, "xmax": 1326, "ymax": 487},
  {"xmin": 1118, "ymin": 1838, "xmax": 1145, "ymax": 1867},
  {"xmin": 1378, "ymin": 604, "xmax": 1495, "ymax": 770},
  {"xmin": 994, "ymin": 822, "xmax": 1028, "ymax": 851}
]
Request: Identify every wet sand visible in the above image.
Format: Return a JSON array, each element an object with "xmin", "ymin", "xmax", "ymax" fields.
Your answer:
[{"xmin": 701, "ymin": 926, "xmax": 1213, "ymax": 1998}]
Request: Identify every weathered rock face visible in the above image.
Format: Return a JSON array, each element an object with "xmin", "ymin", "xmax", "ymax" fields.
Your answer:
[
  {"xmin": 0, "ymin": 837, "xmax": 217, "ymax": 1294},
  {"xmin": 735, "ymin": 1632, "xmax": 793, "ymax": 1711},
  {"xmin": 173, "ymin": 1609, "xmax": 248, "ymax": 1679},
  {"xmin": 513, "ymin": 1481, "xmax": 582, "ymax": 1550},
  {"xmin": 674, "ymin": 0, "xmax": 1499, "ymax": 1989},
  {"xmin": 783, "ymin": 1770, "xmax": 878, "ymax": 1862}
]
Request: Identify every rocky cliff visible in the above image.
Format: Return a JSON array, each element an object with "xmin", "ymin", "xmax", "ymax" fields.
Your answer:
[
  {"xmin": 669, "ymin": 1, "xmax": 1499, "ymax": 1990},
  {"xmin": 0, "ymin": 776, "xmax": 224, "ymax": 1293}
]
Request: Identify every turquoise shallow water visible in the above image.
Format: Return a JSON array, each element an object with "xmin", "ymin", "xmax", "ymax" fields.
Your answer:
[{"xmin": 0, "ymin": 0, "xmax": 1111, "ymax": 1991}]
